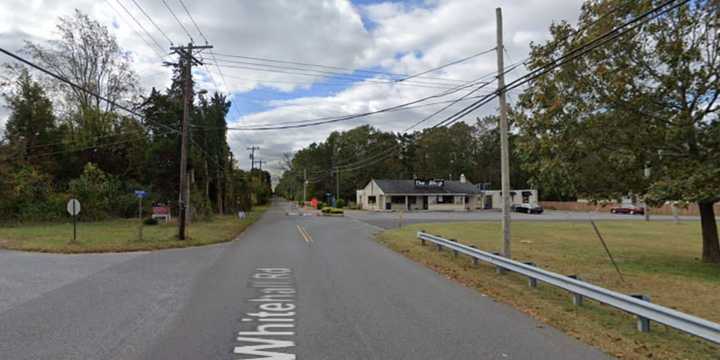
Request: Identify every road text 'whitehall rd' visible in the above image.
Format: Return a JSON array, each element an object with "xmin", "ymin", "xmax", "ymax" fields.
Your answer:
[{"xmin": 234, "ymin": 268, "xmax": 297, "ymax": 360}]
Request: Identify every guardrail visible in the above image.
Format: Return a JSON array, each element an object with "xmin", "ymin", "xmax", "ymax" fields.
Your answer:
[{"xmin": 417, "ymin": 231, "xmax": 720, "ymax": 344}]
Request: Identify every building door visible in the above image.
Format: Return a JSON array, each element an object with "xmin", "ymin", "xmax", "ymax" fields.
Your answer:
[
  {"xmin": 484, "ymin": 195, "xmax": 493, "ymax": 209},
  {"xmin": 422, "ymin": 196, "xmax": 428, "ymax": 210}
]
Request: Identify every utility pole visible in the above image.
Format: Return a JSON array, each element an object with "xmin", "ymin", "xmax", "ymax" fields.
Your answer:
[
  {"xmin": 247, "ymin": 146, "xmax": 259, "ymax": 170},
  {"xmin": 496, "ymin": 7, "xmax": 512, "ymax": 258},
  {"xmin": 171, "ymin": 42, "xmax": 213, "ymax": 240},
  {"xmin": 336, "ymin": 167, "xmax": 340, "ymax": 206},
  {"xmin": 303, "ymin": 168, "xmax": 307, "ymax": 205},
  {"xmin": 256, "ymin": 159, "xmax": 264, "ymax": 171}
]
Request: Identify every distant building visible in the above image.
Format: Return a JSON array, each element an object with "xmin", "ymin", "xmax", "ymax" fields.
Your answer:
[{"xmin": 356, "ymin": 176, "xmax": 537, "ymax": 211}]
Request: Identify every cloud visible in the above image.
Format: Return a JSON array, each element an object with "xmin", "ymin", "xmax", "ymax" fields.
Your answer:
[{"xmin": 0, "ymin": 0, "xmax": 585, "ymax": 177}]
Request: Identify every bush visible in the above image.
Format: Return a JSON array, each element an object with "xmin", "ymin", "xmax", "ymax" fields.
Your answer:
[
  {"xmin": 336, "ymin": 199, "xmax": 346, "ymax": 208},
  {"xmin": 143, "ymin": 217, "xmax": 158, "ymax": 225},
  {"xmin": 321, "ymin": 207, "xmax": 344, "ymax": 215}
]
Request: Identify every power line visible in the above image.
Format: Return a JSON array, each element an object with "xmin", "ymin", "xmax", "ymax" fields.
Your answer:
[
  {"xmin": 287, "ymin": 2, "xmax": 667, "ymax": 183},
  {"xmin": 209, "ymin": 80, "xmax": 486, "ymax": 131},
  {"xmin": 209, "ymin": 57, "xmax": 462, "ymax": 88},
  {"xmin": 104, "ymin": 0, "xmax": 166, "ymax": 60},
  {"xmin": 161, "ymin": 0, "xmax": 194, "ymax": 43},
  {"xmin": 396, "ymin": 47, "xmax": 497, "ymax": 83},
  {"xmin": 206, "ymin": 61, "xmax": 459, "ymax": 90},
  {"xmin": 437, "ymin": 0, "xmax": 687, "ymax": 129},
  {"xmin": 113, "ymin": 0, "xmax": 166, "ymax": 54},
  {"xmin": 130, "ymin": 0, "xmax": 175, "ymax": 45},
  {"xmin": 211, "ymin": 52, "xmax": 468, "ymax": 84},
  {"xmin": 177, "ymin": 0, "xmax": 209, "ymax": 44}
]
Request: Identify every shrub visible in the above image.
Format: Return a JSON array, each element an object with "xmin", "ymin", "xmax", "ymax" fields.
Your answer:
[
  {"xmin": 143, "ymin": 217, "xmax": 159, "ymax": 225},
  {"xmin": 336, "ymin": 199, "xmax": 346, "ymax": 208},
  {"xmin": 321, "ymin": 207, "xmax": 344, "ymax": 215}
]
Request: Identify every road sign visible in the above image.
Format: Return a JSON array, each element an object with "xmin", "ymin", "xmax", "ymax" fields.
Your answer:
[
  {"xmin": 66, "ymin": 199, "xmax": 81, "ymax": 216},
  {"xmin": 66, "ymin": 198, "xmax": 80, "ymax": 244},
  {"xmin": 134, "ymin": 190, "xmax": 147, "ymax": 198}
]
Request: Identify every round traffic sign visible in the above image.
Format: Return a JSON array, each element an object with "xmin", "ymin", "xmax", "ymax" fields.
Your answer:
[{"xmin": 66, "ymin": 198, "xmax": 81, "ymax": 216}]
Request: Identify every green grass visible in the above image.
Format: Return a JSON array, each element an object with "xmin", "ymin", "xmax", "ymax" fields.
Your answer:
[
  {"xmin": 377, "ymin": 221, "xmax": 720, "ymax": 360},
  {"xmin": 0, "ymin": 206, "xmax": 267, "ymax": 253}
]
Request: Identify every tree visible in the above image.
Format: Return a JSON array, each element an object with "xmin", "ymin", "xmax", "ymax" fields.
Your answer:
[
  {"xmin": 516, "ymin": 0, "xmax": 720, "ymax": 262},
  {"xmin": 3, "ymin": 69, "xmax": 62, "ymax": 171},
  {"xmin": 24, "ymin": 9, "xmax": 140, "ymax": 117}
]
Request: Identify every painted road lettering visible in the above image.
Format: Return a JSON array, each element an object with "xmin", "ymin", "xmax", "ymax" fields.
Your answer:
[{"xmin": 235, "ymin": 268, "xmax": 297, "ymax": 360}]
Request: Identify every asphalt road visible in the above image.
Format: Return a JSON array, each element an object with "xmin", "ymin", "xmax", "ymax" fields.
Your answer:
[
  {"xmin": 345, "ymin": 208, "xmax": 702, "ymax": 229},
  {"xmin": 0, "ymin": 201, "xmax": 611, "ymax": 359}
]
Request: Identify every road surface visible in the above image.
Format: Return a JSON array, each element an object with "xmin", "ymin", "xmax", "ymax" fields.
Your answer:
[
  {"xmin": 0, "ymin": 200, "xmax": 611, "ymax": 359},
  {"xmin": 345, "ymin": 208, "xmax": 701, "ymax": 229}
]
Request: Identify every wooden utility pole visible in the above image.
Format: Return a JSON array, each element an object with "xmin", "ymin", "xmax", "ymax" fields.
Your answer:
[
  {"xmin": 171, "ymin": 42, "xmax": 213, "ymax": 240},
  {"xmin": 303, "ymin": 169, "xmax": 307, "ymax": 205},
  {"xmin": 247, "ymin": 146, "xmax": 259, "ymax": 169},
  {"xmin": 496, "ymin": 8, "xmax": 512, "ymax": 258},
  {"xmin": 256, "ymin": 159, "xmax": 265, "ymax": 171},
  {"xmin": 336, "ymin": 167, "xmax": 340, "ymax": 206}
]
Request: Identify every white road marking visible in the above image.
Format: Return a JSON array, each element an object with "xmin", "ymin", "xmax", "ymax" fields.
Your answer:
[{"xmin": 234, "ymin": 268, "xmax": 297, "ymax": 359}]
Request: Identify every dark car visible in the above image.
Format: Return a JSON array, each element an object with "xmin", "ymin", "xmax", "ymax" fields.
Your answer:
[
  {"xmin": 512, "ymin": 203, "xmax": 544, "ymax": 214},
  {"xmin": 610, "ymin": 205, "xmax": 645, "ymax": 215}
]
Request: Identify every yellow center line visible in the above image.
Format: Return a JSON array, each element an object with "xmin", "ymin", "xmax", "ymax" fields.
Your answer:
[{"xmin": 296, "ymin": 224, "xmax": 313, "ymax": 244}]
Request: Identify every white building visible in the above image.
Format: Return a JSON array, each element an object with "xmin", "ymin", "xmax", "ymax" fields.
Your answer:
[{"xmin": 356, "ymin": 177, "xmax": 537, "ymax": 211}]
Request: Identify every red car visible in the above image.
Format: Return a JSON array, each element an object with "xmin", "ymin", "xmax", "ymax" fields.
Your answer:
[{"xmin": 610, "ymin": 205, "xmax": 645, "ymax": 215}]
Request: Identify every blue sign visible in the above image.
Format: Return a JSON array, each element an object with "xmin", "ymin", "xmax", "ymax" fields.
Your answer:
[{"xmin": 134, "ymin": 190, "xmax": 148, "ymax": 199}]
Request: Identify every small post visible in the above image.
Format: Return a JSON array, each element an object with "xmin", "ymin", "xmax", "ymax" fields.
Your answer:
[
  {"xmin": 469, "ymin": 245, "xmax": 479, "ymax": 266},
  {"xmin": 138, "ymin": 197, "xmax": 143, "ymax": 242},
  {"xmin": 420, "ymin": 230, "xmax": 426, "ymax": 246},
  {"xmin": 568, "ymin": 275, "xmax": 583, "ymax": 305},
  {"xmin": 450, "ymin": 239, "xmax": 459, "ymax": 258},
  {"xmin": 72, "ymin": 210, "xmax": 77, "ymax": 244},
  {"xmin": 631, "ymin": 294, "xmax": 652, "ymax": 332},
  {"xmin": 492, "ymin": 252, "xmax": 506, "ymax": 274},
  {"xmin": 524, "ymin": 262, "xmax": 537, "ymax": 288}
]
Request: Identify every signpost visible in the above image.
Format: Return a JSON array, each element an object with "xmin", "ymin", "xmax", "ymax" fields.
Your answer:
[
  {"xmin": 134, "ymin": 190, "xmax": 147, "ymax": 241},
  {"xmin": 66, "ymin": 198, "xmax": 81, "ymax": 244}
]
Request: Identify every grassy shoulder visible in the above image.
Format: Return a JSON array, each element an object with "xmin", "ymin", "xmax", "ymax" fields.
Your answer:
[
  {"xmin": 0, "ymin": 206, "xmax": 267, "ymax": 253},
  {"xmin": 377, "ymin": 221, "xmax": 720, "ymax": 360}
]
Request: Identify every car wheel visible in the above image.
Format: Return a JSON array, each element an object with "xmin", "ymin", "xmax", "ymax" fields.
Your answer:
[
  {"xmin": 610, "ymin": 209, "xmax": 616, "ymax": 214},
  {"xmin": 629, "ymin": 210, "xmax": 635, "ymax": 215}
]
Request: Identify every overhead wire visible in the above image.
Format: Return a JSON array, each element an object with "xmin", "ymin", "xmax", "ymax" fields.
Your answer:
[
  {"xmin": 295, "ymin": 0, "xmax": 686, "ymax": 180},
  {"xmin": 211, "ymin": 52, "xmax": 469, "ymax": 84},
  {"xmin": 130, "ymin": 0, "xmax": 175, "ymax": 45},
  {"xmin": 436, "ymin": 0, "xmax": 687, "ymax": 129},
  {"xmin": 395, "ymin": 47, "xmax": 497, "ymax": 83},
  {"xmin": 161, "ymin": 0, "xmax": 194, "ymax": 43},
  {"xmin": 104, "ymin": 0, "xmax": 167, "ymax": 60}
]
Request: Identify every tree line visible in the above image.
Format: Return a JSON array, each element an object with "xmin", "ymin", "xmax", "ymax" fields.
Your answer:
[
  {"xmin": 278, "ymin": 0, "xmax": 719, "ymax": 263},
  {"xmin": 0, "ymin": 10, "xmax": 271, "ymax": 223}
]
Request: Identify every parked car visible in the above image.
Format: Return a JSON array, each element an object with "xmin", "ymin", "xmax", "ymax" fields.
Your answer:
[
  {"xmin": 511, "ymin": 203, "xmax": 544, "ymax": 214},
  {"xmin": 610, "ymin": 205, "xmax": 645, "ymax": 215}
]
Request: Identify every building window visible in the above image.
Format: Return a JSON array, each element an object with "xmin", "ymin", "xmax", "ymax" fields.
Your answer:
[
  {"xmin": 391, "ymin": 196, "xmax": 405, "ymax": 204},
  {"xmin": 408, "ymin": 196, "xmax": 417, "ymax": 204},
  {"xmin": 368, "ymin": 196, "xmax": 376, "ymax": 204},
  {"xmin": 437, "ymin": 195, "xmax": 454, "ymax": 203}
]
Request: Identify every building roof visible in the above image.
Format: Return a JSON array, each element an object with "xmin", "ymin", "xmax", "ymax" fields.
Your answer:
[{"xmin": 372, "ymin": 179, "xmax": 483, "ymax": 195}]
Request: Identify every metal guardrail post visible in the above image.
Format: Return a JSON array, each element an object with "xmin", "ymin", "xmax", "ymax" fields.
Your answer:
[
  {"xmin": 524, "ymin": 262, "xmax": 538, "ymax": 288},
  {"xmin": 469, "ymin": 245, "xmax": 479, "ymax": 266},
  {"xmin": 568, "ymin": 275, "xmax": 583, "ymax": 305},
  {"xmin": 631, "ymin": 294, "xmax": 652, "ymax": 332},
  {"xmin": 492, "ymin": 252, "xmax": 506, "ymax": 274},
  {"xmin": 419, "ymin": 230, "xmax": 426, "ymax": 246},
  {"xmin": 450, "ymin": 239, "xmax": 459, "ymax": 258}
]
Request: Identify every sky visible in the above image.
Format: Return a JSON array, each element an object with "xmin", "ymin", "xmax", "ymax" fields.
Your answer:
[{"xmin": 0, "ymin": 0, "xmax": 584, "ymax": 178}]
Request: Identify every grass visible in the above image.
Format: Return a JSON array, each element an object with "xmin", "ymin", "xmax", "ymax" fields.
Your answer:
[
  {"xmin": 0, "ymin": 206, "xmax": 267, "ymax": 253},
  {"xmin": 377, "ymin": 220, "xmax": 720, "ymax": 360}
]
